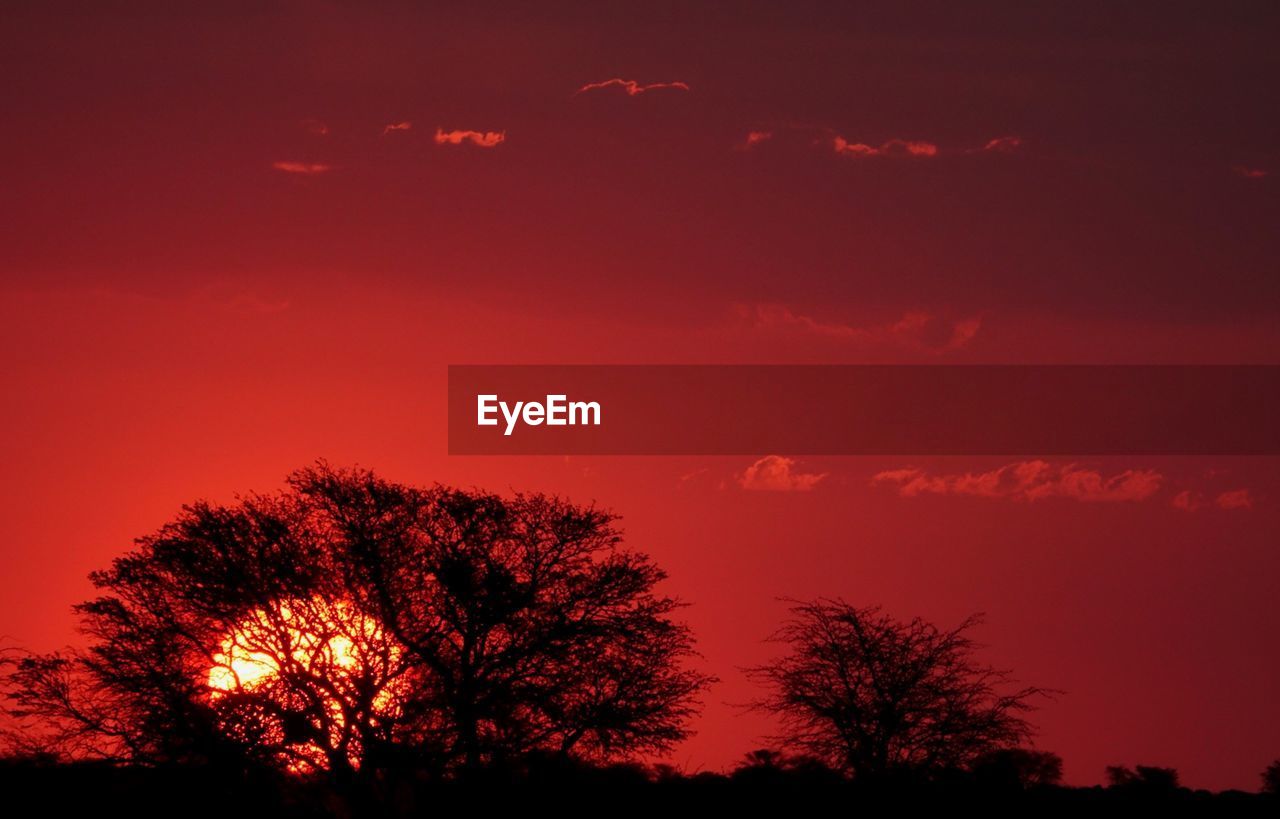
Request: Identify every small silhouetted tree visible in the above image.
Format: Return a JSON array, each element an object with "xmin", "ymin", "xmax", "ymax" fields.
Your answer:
[
  {"xmin": 1264, "ymin": 760, "xmax": 1280, "ymax": 795},
  {"xmin": 730, "ymin": 749, "xmax": 841, "ymax": 787},
  {"xmin": 2, "ymin": 463, "xmax": 710, "ymax": 780},
  {"xmin": 972, "ymin": 748, "xmax": 1063, "ymax": 789},
  {"xmin": 1106, "ymin": 764, "xmax": 1180, "ymax": 792},
  {"xmin": 748, "ymin": 600, "xmax": 1048, "ymax": 781}
]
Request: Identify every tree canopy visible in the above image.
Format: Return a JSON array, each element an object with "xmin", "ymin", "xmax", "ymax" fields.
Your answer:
[
  {"xmin": 748, "ymin": 600, "xmax": 1047, "ymax": 780},
  {"xmin": 2, "ymin": 464, "xmax": 710, "ymax": 780}
]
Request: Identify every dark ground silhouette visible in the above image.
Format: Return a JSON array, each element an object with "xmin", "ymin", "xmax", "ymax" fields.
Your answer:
[{"xmin": 0, "ymin": 752, "xmax": 1273, "ymax": 817}]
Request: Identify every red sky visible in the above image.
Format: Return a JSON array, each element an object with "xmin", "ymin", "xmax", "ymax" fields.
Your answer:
[{"xmin": 3, "ymin": 2, "xmax": 1280, "ymax": 791}]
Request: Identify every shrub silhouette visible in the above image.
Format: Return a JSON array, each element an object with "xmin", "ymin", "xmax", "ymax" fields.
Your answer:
[
  {"xmin": 1, "ymin": 463, "xmax": 710, "ymax": 781},
  {"xmin": 971, "ymin": 748, "xmax": 1063, "ymax": 789},
  {"xmin": 748, "ymin": 600, "xmax": 1048, "ymax": 781},
  {"xmin": 729, "ymin": 749, "xmax": 843, "ymax": 787},
  {"xmin": 1265, "ymin": 760, "xmax": 1280, "ymax": 795},
  {"xmin": 1106, "ymin": 764, "xmax": 1180, "ymax": 793}
]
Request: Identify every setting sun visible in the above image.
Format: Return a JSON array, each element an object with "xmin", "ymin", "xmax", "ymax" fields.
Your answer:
[{"xmin": 207, "ymin": 597, "xmax": 405, "ymax": 772}]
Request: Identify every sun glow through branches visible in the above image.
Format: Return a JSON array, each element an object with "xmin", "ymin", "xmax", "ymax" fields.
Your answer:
[{"xmin": 207, "ymin": 598, "xmax": 406, "ymax": 773}]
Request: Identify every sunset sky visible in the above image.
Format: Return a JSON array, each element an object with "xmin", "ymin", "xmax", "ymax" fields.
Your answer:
[{"xmin": 3, "ymin": 2, "xmax": 1279, "ymax": 790}]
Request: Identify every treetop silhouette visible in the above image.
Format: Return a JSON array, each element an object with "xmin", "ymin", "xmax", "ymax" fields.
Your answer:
[
  {"xmin": 748, "ymin": 599, "xmax": 1050, "ymax": 780},
  {"xmin": 2, "ymin": 463, "xmax": 711, "ymax": 780}
]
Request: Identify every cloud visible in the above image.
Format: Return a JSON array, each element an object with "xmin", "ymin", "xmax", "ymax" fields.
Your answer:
[
  {"xmin": 1231, "ymin": 165, "xmax": 1268, "ymax": 179},
  {"xmin": 735, "ymin": 303, "xmax": 980, "ymax": 352},
  {"xmin": 979, "ymin": 135, "xmax": 1023, "ymax": 153},
  {"xmin": 1215, "ymin": 489, "xmax": 1254, "ymax": 509},
  {"xmin": 382, "ymin": 121, "xmax": 412, "ymax": 135},
  {"xmin": 872, "ymin": 461, "xmax": 1163, "ymax": 503},
  {"xmin": 833, "ymin": 136, "xmax": 938, "ymax": 158},
  {"xmin": 738, "ymin": 130, "xmax": 774, "ymax": 150},
  {"xmin": 576, "ymin": 78, "xmax": 691, "ymax": 96},
  {"xmin": 740, "ymin": 456, "xmax": 827, "ymax": 492},
  {"xmin": 271, "ymin": 161, "xmax": 332, "ymax": 174},
  {"xmin": 676, "ymin": 467, "xmax": 709, "ymax": 486},
  {"xmin": 1173, "ymin": 487, "xmax": 1254, "ymax": 511},
  {"xmin": 300, "ymin": 118, "xmax": 329, "ymax": 136},
  {"xmin": 434, "ymin": 128, "xmax": 505, "ymax": 148},
  {"xmin": 831, "ymin": 134, "xmax": 1023, "ymax": 159}
]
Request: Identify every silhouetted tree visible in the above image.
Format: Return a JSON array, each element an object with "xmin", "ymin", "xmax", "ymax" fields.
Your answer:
[
  {"xmin": 971, "ymin": 748, "xmax": 1063, "ymax": 789},
  {"xmin": 2, "ymin": 463, "xmax": 710, "ymax": 781},
  {"xmin": 1264, "ymin": 760, "xmax": 1280, "ymax": 795},
  {"xmin": 1106, "ymin": 764, "xmax": 1180, "ymax": 793},
  {"xmin": 747, "ymin": 600, "xmax": 1047, "ymax": 781},
  {"xmin": 730, "ymin": 749, "xmax": 842, "ymax": 787}
]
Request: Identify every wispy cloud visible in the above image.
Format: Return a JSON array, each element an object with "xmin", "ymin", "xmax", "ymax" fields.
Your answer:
[
  {"xmin": 382, "ymin": 121, "xmax": 412, "ymax": 135},
  {"xmin": 834, "ymin": 137, "xmax": 938, "ymax": 158},
  {"xmin": 978, "ymin": 135, "xmax": 1023, "ymax": 153},
  {"xmin": 1174, "ymin": 488, "xmax": 1255, "ymax": 511},
  {"xmin": 872, "ymin": 461, "xmax": 1163, "ymax": 503},
  {"xmin": 576, "ymin": 78, "xmax": 691, "ymax": 96},
  {"xmin": 831, "ymin": 134, "xmax": 1023, "ymax": 159},
  {"xmin": 1231, "ymin": 165, "xmax": 1268, "ymax": 179},
  {"xmin": 300, "ymin": 118, "xmax": 329, "ymax": 136},
  {"xmin": 1216, "ymin": 488, "xmax": 1255, "ymax": 509},
  {"xmin": 676, "ymin": 467, "xmax": 710, "ymax": 486},
  {"xmin": 735, "ymin": 303, "xmax": 980, "ymax": 352},
  {"xmin": 737, "ymin": 130, "xmax": 774, "ymax": 151},
  {"xmin": 741, "ymin": 455, "xmax": 827, "ymax": 492},
  {"xmin": 271, "ymin": 161, "xmax": 332, "ymax": 175},
  {"xmin": 434, "ymin": 128, "xmax": 505, "ymax": 148}
]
